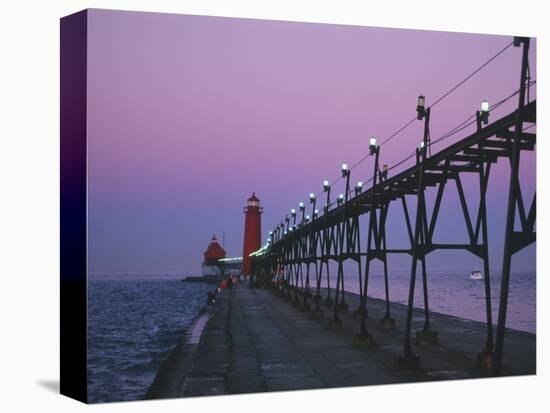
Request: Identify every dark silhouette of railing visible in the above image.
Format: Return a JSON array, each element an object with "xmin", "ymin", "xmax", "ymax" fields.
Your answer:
[{"xmin": 250, "ymin": 37, "xmax": 536, "ymax": 376}]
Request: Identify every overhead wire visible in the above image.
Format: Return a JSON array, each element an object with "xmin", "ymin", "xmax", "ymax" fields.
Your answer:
[
  {"xmin": 279, "ymin": 40, "xmax": 520, "ymax": 228},
  {"xmin": 361, "ymin": 79, "xmax": 535, "ymax": 187},
  {"xmin": 428, "ymin": 42, "xmax": 514, "ymax": 110},
  {"xmin": 364, "ymin": 80, "xmax": 537, "ymax": 185}
]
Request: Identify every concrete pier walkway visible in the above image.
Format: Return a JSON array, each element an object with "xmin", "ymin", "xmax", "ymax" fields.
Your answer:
[{"xmin": 147, "ymin": 283, "xmax": 535, "ymax": 399}]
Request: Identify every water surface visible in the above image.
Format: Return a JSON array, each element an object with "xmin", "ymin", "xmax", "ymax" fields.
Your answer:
[{"xmin": 87, "ymin": 274, "xmax": 214, "ymax": 403}]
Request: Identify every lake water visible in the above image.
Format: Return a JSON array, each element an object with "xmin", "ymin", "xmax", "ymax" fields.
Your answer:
[
  {"xmin": 87, "ymin": 274, "xmax": 215, "ymax": 403},
  {"xmin": 334, "ymin": 268, "xmax": 536, "ymax": 334}
]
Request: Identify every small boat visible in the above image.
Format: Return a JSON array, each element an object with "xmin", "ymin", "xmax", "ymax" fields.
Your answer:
[{"xmin": 470, "ymin": 270, "xmax": 483, "ymax": 280}]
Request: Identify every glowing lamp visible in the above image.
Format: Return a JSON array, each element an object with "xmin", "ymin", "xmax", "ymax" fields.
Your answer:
[
  {"xmin": 369, "ymin": 136, "xmax": 378, "ymax": 155},
  {"xmin": 480, "ymin": 99, "xmax": 490, "ymax": 125},
  {"xmin": 341, "ymin": 163, "xmax": 349, "ymax": 177}
]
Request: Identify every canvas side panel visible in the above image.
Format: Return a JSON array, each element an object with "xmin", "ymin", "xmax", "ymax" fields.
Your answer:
[{"xmin": 60, "ymin": 9, "xmax": 88, "ymax": 403}]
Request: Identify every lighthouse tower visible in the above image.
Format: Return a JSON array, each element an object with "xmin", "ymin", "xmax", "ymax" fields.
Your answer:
[{"xmin": 242, "ymin": 192, "xmax": 263, "ymax": 275}]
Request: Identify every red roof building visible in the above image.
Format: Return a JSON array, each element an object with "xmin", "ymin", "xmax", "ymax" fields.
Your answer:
[
  {"xmin": 203, "ymin": 235, "xmax": 226, "ymax": 266},
  {"xmin": 242, "ymin": 192, "xmax": 262, "ymax": 275}
]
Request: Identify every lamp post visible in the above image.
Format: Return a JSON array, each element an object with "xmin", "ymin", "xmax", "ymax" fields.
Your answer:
[
  {"xmin": 416, "ymin": 111, "xmax": 433, "ymax": 339},
  {"xmin": 299, "ymin": 201, "xmax": 306, "ymax": 223},
  {"xmin": 288, "ymin": 221, "xmax": 295, "ymax": 297},
  {"xmin": 481, "ymin": 99, "xmax": 490, "ymax": 122},
  {"xmin": 285, "ymin": 216, "xmax": 291, "ymax": 294},
  {"xmin": 308, "ymin": 192, "xmax": 320, "ymax": 309},
  {"xmin": 416, "ymin": 95, "xmax": 426, "ymax": 120},
  {"xmin": 355, "ymin": 181, "xmax": 363, "ymax": 196},
  {"xmin": 369, "ymin": 137, "xmax": 377, "ymax": 155},
  {"xmin": 416, "ymin": 95, "xmax": 431, "ymax": 154},
  {"xmin": 398, "ymin": 94, "xmax": 434, "ymax": 370},
  {"xmin": 298, "ymin": 211, "xmax": 304, "ymax": 294},
  {"xmin": 309, "ymin": 193, "xmax": 317, "ymax": 224},
  {"xmin": 358, "ymin": 137, "xmax": 379, "ymax": 341},
  {"xmin": 309, "ymin": 192, "xmax": 317, "ymax": 222},
  {"xmin": 293, "ymin": 205, "xmax": 302, "ymax": 302},
  {"xmin": 299, "ymin": 193, "xmax": 316, "ymax": 305},
  {"xmin": 322, "ymin": 179, "xmax": 334, "ymax": 306},
  {"xmin": 477, "ymin": 99, "xmax": 490, "ymax": 130},
  {"xmin": 494, "ymin": 37, "xmax": 532, "ymax": 377},
  {"xmin": 330, "ymin": 162, "xmax": 352, "ymax": 327},
  {"xmin": 323, "ymin": 180, "xmax": 331, "ymax": 213},
  {"xmin": 341, "ymin": 162, "xmax": 351, "ymax": 202},
  {"xmin": 369, "ymin": 137, "xmax": 380, "ymax": 181},
  {"xmin": 341, "ymin": 162, "xmax": 351, "ymax": 311}
]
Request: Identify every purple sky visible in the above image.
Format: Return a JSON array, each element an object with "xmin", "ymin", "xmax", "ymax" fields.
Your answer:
[{"xmin": 87, "ymin": 9, "xmax": 536, "ymax": 274}]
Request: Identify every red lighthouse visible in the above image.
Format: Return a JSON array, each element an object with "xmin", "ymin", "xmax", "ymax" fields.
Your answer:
[{"xmin": 242, "ymin": 192, "xmax": 263, "ymax": 275}]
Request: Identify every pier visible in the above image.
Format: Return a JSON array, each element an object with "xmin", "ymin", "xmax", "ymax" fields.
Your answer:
[
  {"xmin": 147, "ymin": 36, "xmax": 536, "ymax": 400},
  {"xmin": 251, "ymin": 37, "xmax": 536, "ymax": 377},
  {"xmin": 146, "ymin": 283, "xmax": 535, "ymax": 398}
]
